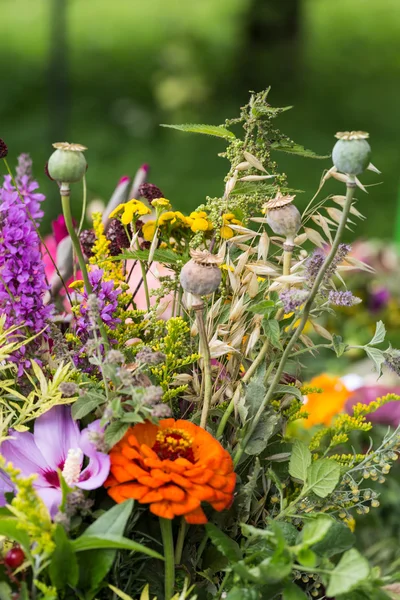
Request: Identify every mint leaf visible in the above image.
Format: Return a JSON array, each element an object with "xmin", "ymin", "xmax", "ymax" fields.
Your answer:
[
  {"xmin": 289, "ymin": 440, "xmax": 312, "ymax": 482},
  {"xmin": 306, "ymin": 459, "xmax": 340, "ymax": 498},
  {"xmin": 160, "ymin": 123, "xmax": 235, "ymax": 139},
  {"xmin": 332, "ymin": 334, "xmax": 347, "ymax": 357},
  {"xmin": 245, "ymin": 410, "xmax": 279, "ymax": 455},
  {"xmin": 300, "ymin": 515, "xmax": 333, "ymax": 546},
  {"xmin": 283, "ymin": 583, "xmax": 308, "ymax": 600},
  {"xmin": 206, "ymin": 523, "xmax": 242, "ymax": 562},
  {"xmin": 326, "ymin": 549, "xmax": 370, "ymax": 596},
  {"xmin": 263, "ymin": 319, "xmax": 282, "ymax": 349},
  {"xmin": 368, "ymin": 320, "xmax": 386, "ymax": 346},
  {"xmin": 364, "ymin": 347, "xmax": 386, "ymax": 377}
]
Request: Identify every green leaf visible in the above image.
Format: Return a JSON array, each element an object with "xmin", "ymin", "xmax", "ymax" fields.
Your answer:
[
  {"xmin": 247, "ymin": 300, "xmax": 276, "ymax": 316},
  {"xmin": 160, "ymin": 123, "xmax": 235, "ymax": 139},
  {"xmin": 245, "ymin": 410, "xmax": 279, "ymax": 455},
  {"xmin": 49, "ymin": 524, "xmax": 79, "ymax": 590},
  {"xmin": 312, "ymin": 520, "xmax": 355, "ymax": 557},
  {"xmin": 262, "ymin": 319, "xmax": 282, "ymax": 349},
  {"xmin": 274, "ymin": 384, "xmax": 304, "ymax": 402},
  {"xmin": 118, "ymin": 248, "xmax": 185, "ymax": 266},
  {"xmin": 300, "ymin": 515, "xmax": 333, "ymax": 547},
  {"xmin": 332, "ymin": 334, "xmax": 347, "ymax": 357},
  {"xmin": 289, "ymin": 440, "xmax": 312, "ymax": 482},
  {"xmin": 72, "ymin": 393, "xmax": 105, "ymax": 420},
  {"xmin": 245, "ymin": 549, "xmax": 292, "ymax": 584},
  {"xmin": 0, "ymin": 518, "xmax": 32, "ymax": 561},
  {"xmin": 108, "ymin": 585, "xmax": 134, "ymax": 600},
  {"xmin": 271, "ymin": 140, "xmax": 329, "ymax": 159},
  {"xmin": 326, "ymin": 548, "xmax": 370, "ymax": 596},
  {"xmin": 77, "ymin": 500, "xmax": 134, "ymax": 595},
  {"xmin": 364, "ymin": 347, "xmax": 386, "ymax": 377},
  {"xmin": 72, "ymin": 534, "xmax": 163, "ymax": 560},
  {"xmin": 0, "ymin": 582, "xmax": 12, "ymax": 600},
  {"xmin": 283, "ymin": 583, "xmax": 308, "ymax": 600},
  {"xmin": 306, "ymin": 459, "xmax": 340, "ymax": 498},
  {"xmin": 297, "ymin": 548, "xmax": 317, "ymax": 568},
  {"xmin": 252, "ymin": 105, "xmax": 293, "ymax": 117},
  {"xmin": 205, "ymin": 523, "xmax": 242, "ymax": 562},
  {"xmin": 242, "ymin": 369, "xmax": 265, "ymax": 421},
  {"xmin": 368, "ymin": 321, "xmax": 386, "ymax": 346},
  {"xmin": 104, "ymin": 421, "xmax": 130, "ymax": 447}
]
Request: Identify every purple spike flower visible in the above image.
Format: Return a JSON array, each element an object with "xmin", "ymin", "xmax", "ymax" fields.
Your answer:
[
  {"xmin": 75, "ymin": 268, "xmax": 121, "ymax": 338},
  {"xmin": 0, "ymin": 406, "xmax": 110, "ymax": 517},
  {"xmin": 328, "ymin": 290, "xmax": 361, "ymax": 306}
]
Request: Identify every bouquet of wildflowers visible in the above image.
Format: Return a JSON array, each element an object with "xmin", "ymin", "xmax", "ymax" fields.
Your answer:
[{"xmin": 1, "ymin": 91, "xmax": 400, "ymax": 600}]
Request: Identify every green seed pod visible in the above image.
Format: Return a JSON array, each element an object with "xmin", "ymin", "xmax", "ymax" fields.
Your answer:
[
  {"xmin": 264, "ymin": 193, "xmax": 301, "ymax": 241},
  {"xmin": 180, "ymin": 250, "xmax": 222, "ymax": 296},
  {"xmin": 48, "ymin": 142, "xmax": 87, "ymax": 183},
  {"xmin": 332, "ymin": 131, "xmax": 371, "ymax": 175}
]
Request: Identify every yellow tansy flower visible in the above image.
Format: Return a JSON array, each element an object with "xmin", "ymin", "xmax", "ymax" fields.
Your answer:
[
  {"xmin": 109, "ymin": 199, "xmax": 151, "ymax": 225},
  {"xmin": 303, "ymin": 374, "xmax": 350, "ymax": 428},
  {"xmin": 142, "ymin": 220, "xmax": 157, "ymax": 241},
  {"xmin": 186, "ymin": 211, "xmax": 213, "ymax": 233},
  {"xmin": 151, "ymin": 197, "xmax": 171, "ymax": 210},
  {"xmin": 220, "ymin": 213, "xmax": 243, "ymax": 239}
]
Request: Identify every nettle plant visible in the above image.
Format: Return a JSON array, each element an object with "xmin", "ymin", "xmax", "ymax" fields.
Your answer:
[{"xmin": 0, "ymin": 90, "xmax": 400, "ymax": 600}]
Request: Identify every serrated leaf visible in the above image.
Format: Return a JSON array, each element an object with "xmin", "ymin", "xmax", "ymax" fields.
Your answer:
[
  {"xmin": 262, "ymin": 319, "xmax": 282, "ymax": 349},
  {"xmin": 118, "ymin": 248, "xmax": 185, "ymax": 266},
  {"xmin": 160, "ymin": 123, "xmax": 235, "ymax": 139},
  {"xmin": 104, "ymin": 421, "xmax": 130, "ymax": 447},
  {"xmin": 205, "ymin": 523, "xmax": 242, "ymax": 562},
  {"xmin": 306, "ymin": 459, "xmax": 340, "ymax": 498},
  {"xmin": 271, "ymin": 140, "xmax": 329, "ymax": 159},
  {"xmin": 247, "ymin": 300, "xmax": 276, "ymax": 316},
  {"xmin": 244, "ymin": 410, "xmax": 279, "ymax": 455},
  {"xmin": 326, "ymin": 549, "xmax": 370, "ymax": 596},
  {"xmin": 289, "ymin": 440, "xmax": 312, "ymax": 482},
  {"xmin": 242, "ymin": 369, "xmax": 265, "ymax": 421},
  {"xmin": 274, "ymin": 384, "xmax": 304, "ymax": 402},
  {"xmin": 368, "ymin": 320, "xmax": 386, "ymax": 346},
  {"xmin": 332, "ymin": 334, "xmax": 347, "ymax": 357},
  {"xmin": 312, "ymin": 521, "xmax": 355, "ymax": 557},
  {"xmin": 365, "ymin": 346, "xmax": 386, "ymax": 377},
  {"xmin": 72, "ymin": 393, "xmax": 105, "ymax": 420}
]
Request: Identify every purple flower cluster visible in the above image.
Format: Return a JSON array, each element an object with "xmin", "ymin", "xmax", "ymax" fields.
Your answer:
[
  {"xmin": 75, "ymin": 268, "xmax": 121, "ymax": 338},
  {"xmin": 0, "ymin": 171, "xmax": 52, "ymax": 373},
  {"xmin": 279, "ymin": 289, "xmax": 309, "ymax": 313},
  {"xmin": 305, "ymin": 243, "xmax": 351, "ymax": 286},
  {"xmin": 383, "ymin": 349, "xmax": 400, "ymax": 378},
  {"xmin": 328, "ymin": 290, "xmax": 361, "ymax": 306}
]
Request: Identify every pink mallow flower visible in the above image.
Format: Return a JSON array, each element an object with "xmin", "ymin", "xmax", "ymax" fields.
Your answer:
[{"xmin": 0, "ymin": 406, "xmax": 110, "ymax": 517}]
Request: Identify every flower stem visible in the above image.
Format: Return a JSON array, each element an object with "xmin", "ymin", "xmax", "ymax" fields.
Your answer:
[
  {"xmin": 60, "ymin": 183, "xmax": 109, "ymax": 351},
  {"xmin": 194, "ymin": 303, "xmax": 212, "ymax": 429},
  {"xmin": 174, "ymin": 518, "xmax": 186, "ymax": 565},
  {"xmin": 233, "ymin": 177, "xmax": 356, "ymax": 466},
  {"xmin": 159, "ymin": 517, "xmax": 175, "ymax": 600}
]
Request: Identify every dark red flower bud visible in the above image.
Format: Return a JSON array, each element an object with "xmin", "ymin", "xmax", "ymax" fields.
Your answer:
[
  {"xmin": 106, "ymin": 219, "xmax": 130, "ymax": 256},
  {"xmin": 79, "ymin": 229, "xmax": 96, "ymax": 259},
  {"xmin": 5, "ymin": 546, "xmax": 25, "ymax": 569},
  {"xmin": 138, "ymin": 183, "xmax": 164, "ymax": 202},
  {"xmin": 0, "ymin": 138, "xmax": 8, "ymax": 159}
]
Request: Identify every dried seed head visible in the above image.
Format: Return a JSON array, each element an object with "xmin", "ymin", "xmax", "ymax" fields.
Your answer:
[
  {"xmin": 180, "ymin": 250, "xmax": 222, "ymax": 296},
  {"xmin": 48, "ymin": 142, "xmax": 87, "ymax": 183},
  {"xmin": 0, "ymin": 138, "xmax": 8, "ymax": 159},
  {"xmin": 332, "ymin": 131, "xmax": 371, "ymax": 175},
  {"xmin": 264, "ymin": 193, "xmax": 301, "ymax": 240}
]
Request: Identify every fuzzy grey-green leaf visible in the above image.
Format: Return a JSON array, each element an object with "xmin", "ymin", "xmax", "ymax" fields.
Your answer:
[
  {"xmin": 289, "ymin": 440, "xmax": 312, "ymax": 482},
  {"xmin": 306, "ymin": 459, "xmax": 340, "ymax": 498},
  {"xmin": 161, "ymin": 123, "xmax": 235, "ymax": 139}
]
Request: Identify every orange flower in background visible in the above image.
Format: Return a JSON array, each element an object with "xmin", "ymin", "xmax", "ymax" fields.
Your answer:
[
  {"xmin": 303, "ymin": 374, "xmax": 350, "ymax": 428},
  {"xmin": 105, "ymin": 419, "xmax": 236, "ymax": 524}
]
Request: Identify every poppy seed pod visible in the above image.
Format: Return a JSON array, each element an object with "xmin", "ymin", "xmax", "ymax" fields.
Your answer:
[
  {"xmin": 180, "ymin": 249, "xmax": 222, "ymax": 297},
  {"xmin": 332, "ymin": 131, "xmax": 371, "ymax": 175},
  {"xmin": 47, "ymin": 142, "xmax": 87, "ymax": 183},
  {"xmin": 264, "ymin": 193, "xmax": 301, "ymax": 241}
]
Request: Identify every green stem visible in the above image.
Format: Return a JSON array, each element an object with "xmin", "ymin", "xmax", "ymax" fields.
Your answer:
[
  {"xmin": 60, "ymin": 183, "xmax": 109, "ymax": 351},
  {"xmin": 233, "ymin": 177, "xmax": 356, "ymax": 466},
  {"xmin": 159, "ymin": 518, "xmax": 175, "ymax": 600},
  {"xmin": 216, "ymin": 339, "xmax": 270, "ymax": 439},
  {"xmin": 174, "ymin": 518, "xmax": 186, "ymax": 565},
  {"xmin": 195, "ymin": 304, "xmax": 213, "ymax": 429},
  {"xmin": 77, "ymin": 174, "xmax": 87, "ymax": 235},
  {"xmin": 195, "ymin": 533, "xmax": 208, "ymax": 567}
]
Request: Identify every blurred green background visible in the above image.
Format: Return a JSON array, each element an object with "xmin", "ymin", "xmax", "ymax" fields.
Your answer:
[{"xmin": 1, "ymin": 0, "xmax": 399, "ymax": 235}]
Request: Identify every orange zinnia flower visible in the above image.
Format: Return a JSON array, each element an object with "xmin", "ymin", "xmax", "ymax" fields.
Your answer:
[
  {"xmin": 303, "ymin": 374, "xmax": 350, "ymax": 428},
  {"xmin": 105, "ymin": 419, "xmax": 236, "ymax": 524}
]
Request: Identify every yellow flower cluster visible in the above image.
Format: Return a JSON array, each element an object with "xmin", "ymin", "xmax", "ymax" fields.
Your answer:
[
  {"xmin": 0, "ymin": 457, "xmax": 55, "ymax": 557},
  {"xmin": 142, "ymin": 211, "xmax": 189, "ymax": 242},
  {"xmin": 186, "ymin": 210, "xmax": 213, "ymax": 233},
  {"xmin": 352, "ymin": 393, "xmax": 400, "ymax": 418},
  {"xmin": 89, "ymin": 212, "xmax": 125, "ymax": 284},
  {"xmin": 109, "ymin": 198, "xmax": 151, "ymax": 225},
  {"xmin": 220, "ymin": 213, "xmax": 243, "ymax": 239}
]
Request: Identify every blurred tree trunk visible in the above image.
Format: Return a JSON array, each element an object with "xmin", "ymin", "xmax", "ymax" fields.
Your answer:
[
  {"xmin": 248, "ymin": 0, "xmax": 300, "ymax": 44},
  {"xmin": 48, "ymin": 0, "xmax": 69, "ymax": 142}
]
